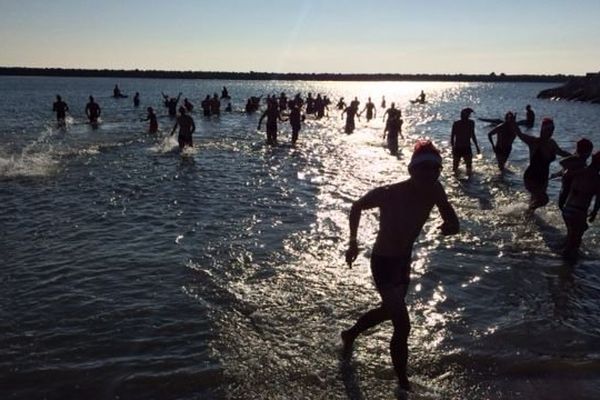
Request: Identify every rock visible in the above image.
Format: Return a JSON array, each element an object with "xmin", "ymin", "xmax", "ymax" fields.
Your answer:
[{"xmin": 538, "ymin": 72, "xmax": 600, "ymax": 103}]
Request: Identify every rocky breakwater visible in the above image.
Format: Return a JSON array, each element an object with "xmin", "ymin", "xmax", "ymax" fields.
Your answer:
[{"xmin": 537, "ymin": 72, "xmax": 600, "ymax": 103}]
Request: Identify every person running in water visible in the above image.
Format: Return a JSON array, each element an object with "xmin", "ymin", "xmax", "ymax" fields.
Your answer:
[
  {"xmin": 561, "ymin": 151, "xmax": 600, "ymax": 260},
  {"xmin": 288, "ymin": 104, "xmax": 304, "ymax": 146},
  {"xmin": 170, "ymin": 107, "xmax": 196, "ymax": 150},
  {"xmin": 555, "ymin": 139, "xmax": 593, "ymax": 211},
  {"xmin": 360, "ymin": 97, "xmax": 377, "ymax": 122},
  {"xmin": 343, "ymin": 139, "xmax": 459, "ymax": 393},
  {"xmin": 451, "ymin": 108, "xmax": 480, "ymax": 176},
  {"xmin": 52, "ymin": 95, "xmax": 69, "ymax": 124},
  {"xmin": 183, "ymin": 98, "xmax": 194, "ymax": 113},
  {"xmin": 85, "ymin": 96, "xmax": 101, "ymax": 124},
  {"xmin": 257, "ymin": 99, "xmax": 283, "ymax": 145},
  {"xmin": 336, "ymin": 97, "xmax": 347, "ymax": 110},
  {"xmin": 143, "ymin": 107, "xmax": 158, "ymax": 134},
  {"xmin": 382, "ymin": 104, "xmax": 403, "ymax": 156},
  {"xmin": 488, "ymin": 111, "xmax": 518, "ymax": 171},
  {"xmin": 342, "ymin": 103, "xmax": 360, "ymax": 134},
  {"xmin": 516, "ymin": 117, "xmax": 571, "ymax": 215}
]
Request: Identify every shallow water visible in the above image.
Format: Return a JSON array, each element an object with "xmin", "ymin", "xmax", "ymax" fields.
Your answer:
[{"xmin": 1, "ymin": 76, "xmax": 600, "ymax": 399}]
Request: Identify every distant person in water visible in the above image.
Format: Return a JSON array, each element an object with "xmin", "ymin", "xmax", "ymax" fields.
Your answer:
[
  {"xmin": 488, "ymin": 111, "xmax": 518, "ymax": 171},
  {"xmin": 52, "ymin": 95, "xmax": 69, "ymax": 123},
  {"xmin": 342, "ymin": 104, "xmax": 360, "ymax": 134},
  {"xmin": 225, "ymin": 102, "xmax": 232, "ymax": 112},
  {"xmin": 451, "ymin": 108, "xmax": 480, "ymax": 176},
  {"xmin": 113, "ymin": 84, "xmax": 126, "ymax": 98},
  {"xmin": 85, "ymin": 96, "xmax": 101, "ymax": 124},
  {"xmin": 162, "ymin": 92, "xmax": 182, "ymax": 117},
  {"xmin": 201, "ymin": 95, "xmax": 211, "ymax": 116},
  {"xmin": 555, "ymin": 138, "xmax": 593, "ymax": 211},
  {"xmin": 221, "ymin": 86, "xmax": 229, "ymax": 99},
  {"xmin": 170, "ymin": 107, "xmax": 196, "ymax": 150},
  {"xmin": 413, "ymin": 90, "xmax": 426, "ymax": 103},
  {"xmin": 210, "ymin": 93, "xmax": 221, "ymax": 116},
  {"xmin": 381, "ymin": 96, "xmax": 386, "ymax": 109},
  {"xmin": 519, "ymin": 104, "xmax": 535, "ymax": 129},
  {"xmin": 288, "ymin": 104, "xmax": 304, "ymax": 146},
  {"xmin": 144, "ymin": 107, "xmax": 158, "ymax": 134},
  {"xmin": 257, "ymin": 99, "xmax": 283, "ymax": 145},
  {"xmin": 336, "ymin": 97, "xmax": 346, "ymax": 110},
  {"xmin": 516, "ymin": 117, "xmax": 571, "ymax": 216},
  {"xmin": 343, "ymin": 139, "xmax": 459, "ymax": 393},
  {"xmin": 561, "ymin": 151, "xmax": 600, "ymax": 260},
  {"xmin": 133, "ymin": 92, "xmax": 140, "ymax": 107},
  {"xmin": 360, "ymin": 97, "xmax": 377, "ymax": 122},
  {"xmin": 183, "ymin": 98, "xmax": 194, "ymax": 113},
  {"xmin": 383, "ymin": 104, "xmax": 403, "ymax": 156}
]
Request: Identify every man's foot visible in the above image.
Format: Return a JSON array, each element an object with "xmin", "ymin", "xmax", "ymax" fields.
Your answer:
[{"xmin": 341, "ymin": 329, "xmax": 356, "ymax": 355}]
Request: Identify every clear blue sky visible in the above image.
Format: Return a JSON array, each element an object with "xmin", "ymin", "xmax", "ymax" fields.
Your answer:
[{"xmin": 1, "ymin": 0, "xmax": 598, "ymax": 74}]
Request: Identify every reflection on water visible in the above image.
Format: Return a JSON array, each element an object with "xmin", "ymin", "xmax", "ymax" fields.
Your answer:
[{"xmin": 1, "ymin": 77, "xmax": 600, "ymax": 399}]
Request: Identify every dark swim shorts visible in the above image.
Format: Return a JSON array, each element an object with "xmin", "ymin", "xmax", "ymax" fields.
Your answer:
[{"xmin": 370, "ymin": 254, "xmax": 411, "ymax": 291}]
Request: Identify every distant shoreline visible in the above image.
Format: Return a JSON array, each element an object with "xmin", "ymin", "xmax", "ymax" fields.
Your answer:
[{"xmin": 0, "ymin": 67, "xmax": 573, "ymax": 83}]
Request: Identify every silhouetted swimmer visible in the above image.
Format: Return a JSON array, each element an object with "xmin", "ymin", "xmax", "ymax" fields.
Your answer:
[
  {"xmin": 133, "ymin": 92, "xmax": 140, "ymax": 107},
  {"xmin": 342, "ymin": 104, "xmax": 360, "ymax": 134},
  {"xmin": 315, "ymin": 94, "xmax": 328, "ymax": 119},
  {"xmin": 257, "ymin": 100, "xmax": 283, "ymax": 145},
  {"xmin": 288, "ymin": 104, "xmax": 304, "ymax": 146},
  {"xmin": 451, "ymin": 108, "xmax": 480, "ymax": 175},
  {"xmin": 170, "ymin": 107, "xmax": 196, "ymax": 150},
  {"xmin": 225, "ymin": 102, "xmax": 232, "ymax": 112},
  {"xmin": 336, "ymin": 97, "xmax": 346, "ymax": 110},
  {"xmin": 417, "ymin": 90, "xmax": 426, "ymax": 103},
  {"xmin": 113, "ymin": 84, "xmax": 127, "ymax": 98},
  {"xmin": 162, "ymin": 92, "xmax": 182, "ymax": 117},
  {"xmin": 517, "ymin": 104, "xmax": 535, "ymax": 129},
  {"xmin": 383, "ymin": 104, "xmax": 403, "ymax": 156},
  {"xmin": 184, "ymin": 98, "xmax": 194, "ymax": 113},
  {"xmin": 343, "ymin": 140, "xmax": 459, "ymax": 393},
  {"xmin": 221, "ymin": 86, "xmax": 230, "ymax": 99},
  {"xmin": 201, "ymin": 95, "xmax": 211, "ymax": 116},
  {"xmin": 210, "ymin": 93, "xmax": 221, "ymax": 116},
  {"xmin": 85, "ymin": 96, "xmax": 101, "ymax": 124},
  {"xmin": 517, "ymin": 117, "xmax": 571, "ymax": 215},
  {"xmin": 360, "ymin": 97, "xmax": 376, "ymax": 122},
  {"xmin": 488, "ymin": 111, "xmax": 518, "ymax": 171},
  {"xmin": 143, "ymin": 106, "xmax": 158, "ymax": 134},
  {"xmin": 52, "ymin": 95, "xmax": 69, "ymax": 123},
  {"xmin": 381, "ymin": 96, "xmax": 386, "ymax": 108},
  {"xmin": 556, "ymin": 138, "xmax": 593, "ymax": 211},
  {"xmin": 561, "ymin": 151, "xmax": 600, "ymax": 260}
]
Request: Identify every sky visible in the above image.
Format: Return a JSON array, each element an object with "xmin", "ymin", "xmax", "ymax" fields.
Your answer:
[{"xmin": 0, "ymin": 0, "xmax": 598, "ymax": 75}]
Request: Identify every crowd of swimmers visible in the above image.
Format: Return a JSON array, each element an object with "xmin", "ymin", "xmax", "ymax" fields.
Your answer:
[{"xmin": 51, "ymin": 84, "xmax": 600, "ymax": 394}]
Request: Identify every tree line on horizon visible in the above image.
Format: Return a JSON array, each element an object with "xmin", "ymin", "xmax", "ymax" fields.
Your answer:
[{"xmin": 0, "ymin": 67, "xmax": 574, "ymax": 83}]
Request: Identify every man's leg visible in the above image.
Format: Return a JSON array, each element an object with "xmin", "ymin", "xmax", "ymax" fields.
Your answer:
[
  {"xmin": 380, "ymin": 284, "xmax": 411, "ymax": 390},
  {"xmin": 342, "ymin": 306, "xmax": 390, "ymax": 352}
]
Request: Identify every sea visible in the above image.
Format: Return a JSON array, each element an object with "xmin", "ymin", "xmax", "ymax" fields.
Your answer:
[{"xmin": 1, "ymin": 76, "xmax": 599, "ymax": 400}]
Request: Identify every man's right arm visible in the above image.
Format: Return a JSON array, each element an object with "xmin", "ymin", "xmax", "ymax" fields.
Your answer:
[{"xmin": 346, "ymin": 188, "xmax": 384, "ymax": 268}]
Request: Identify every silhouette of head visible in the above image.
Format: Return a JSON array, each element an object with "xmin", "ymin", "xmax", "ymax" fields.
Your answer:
[
  {"xmin": 147, "ymin": 107, "xmax": 153, "ymax": 113},
  {"xmin": 56, "ymin": 95, "xmax": 62, "ymax": 101},
  {"xmin": 89, "ymin": 96, "xmax": 94, "ymax": 102},
  {"xmin": 408, "ymin": 139, "xmax": 443, "ymax": 182},
  {"xmin": 461, "ymin": 108, "xmax": 474, "ymax": 120},
  {"xmin": 540, "ymin": 118, "xmax": 554, "ymax": 139},
  {"xmin": 179, "ymin": 107, "xmax": 186, "ymax": 115},
  {"xmin": 505, "ymin": 111, "xmax": 515, "ymax": 122},
  {"xmin": 576, "ymin": 138, "xmax": 593, "ymax": 158}
]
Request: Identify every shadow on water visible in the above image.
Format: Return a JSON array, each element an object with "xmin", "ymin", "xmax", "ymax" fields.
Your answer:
[{"xmin": 339, "ymin": 354, "xmax": 366, "ymax": 400}]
